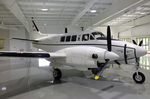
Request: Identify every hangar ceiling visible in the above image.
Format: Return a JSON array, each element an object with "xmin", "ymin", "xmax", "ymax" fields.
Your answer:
[
  {"xmin": 17, "ymin": 0, "xmax": 113, "ymax": 26},
  {"xmin": 0, "ymin": 0, "xmax": 150, "ymax": 33},
  {"xmin": 105, "ymin": 1, "xmax": 150, "ymax": 26},
  {"xmin": 0, "ymin": 2, "xmax": 21, "ymax": 30}
]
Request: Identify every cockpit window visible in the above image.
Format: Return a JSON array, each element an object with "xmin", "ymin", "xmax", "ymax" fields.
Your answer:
[
  {"xmin": 91, "ymin": 32, "xmax": 106, "ymax": 40},
  {"xmin": 90, "ymin": 35, "xmax": 94, "ymax": 40},
  {"xmin": 82, "ymin": 34, "xmax": 89, "ymax": 41}
]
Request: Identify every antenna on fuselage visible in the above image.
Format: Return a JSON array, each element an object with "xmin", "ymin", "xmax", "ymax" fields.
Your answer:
[
  {"xmin": 65, "ymin": 27, "xmax": 68, "ymax": 33},
  {"xmin": 81, "ymin": 27, "xmax": 84, "ymax": 31}
]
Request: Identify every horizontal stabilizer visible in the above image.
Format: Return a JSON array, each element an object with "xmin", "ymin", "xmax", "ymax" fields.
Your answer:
[
  {"xmin": 12, "ymin": 38, "xmax": 39, "ymax": 42},
  {"xmin": 0, "ymin": 51, "xmax": 50, "ymax": 58}
]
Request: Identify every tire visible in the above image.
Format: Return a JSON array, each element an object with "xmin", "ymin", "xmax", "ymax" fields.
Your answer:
[
  {"xmin": 133, "ymin": 72, "xmax": 145, "ymax": 84},
  {"xmin": 91, "ymin": 68, "xmax": 99, "ymax": 75},
  {"xmin": 53, "ymin": 68, "xmax": 62, "ymax": 80}
]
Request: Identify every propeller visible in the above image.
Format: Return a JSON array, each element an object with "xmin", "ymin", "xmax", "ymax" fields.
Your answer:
[
  {"xmin": 124, "ymin": 44, "xmax": 128, "ymax": 64},
  {"xmin": 107, "ymin": 26, "xmax": 112, "ymax": 51},
  {"xmin": 139, "ymin": 40, "xmax": 143, "ymax": 46},
  {"xmin": 132, "ymin": 40, "xmax": 143, "ymax": 46},
  {"xmin": 132, "ymin": 40, "xmax": 143, "ymax": 68},
  {"xmin": 106, "ymin": 26, "xmax": 121, "ymax": 65}
]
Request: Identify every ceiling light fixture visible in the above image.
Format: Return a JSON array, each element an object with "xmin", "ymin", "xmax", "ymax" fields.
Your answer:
[
  {"xmin": 2, "ymin": 87, "xmax": 7, "ymax": 91},
  {"xmin": 90, "ymin": 10, "xmax": 97, "ymax": 13},
  {"xmin": 41, "ymin": 8, "xmax": 48, "ymax": 11}
]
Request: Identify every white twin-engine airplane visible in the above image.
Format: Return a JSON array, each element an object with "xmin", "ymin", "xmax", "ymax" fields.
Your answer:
[{"xmin": 0, "ymin": 25, "xmax": 147, "ymax": 84}]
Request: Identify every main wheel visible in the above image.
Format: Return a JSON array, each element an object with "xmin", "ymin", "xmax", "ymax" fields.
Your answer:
[
  {"xmin": 53, "ymin": 68, "xmax": 62, "ymax": 81},
  {"xmin": 91, "ymin": 68, "xmax": 99, "ymax": 75},
  {"xmin": 133, "ymin": 72, "xmax": 145, "ymax": 84}
]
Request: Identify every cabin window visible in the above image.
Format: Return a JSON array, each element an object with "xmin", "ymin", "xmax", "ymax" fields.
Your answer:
[
  {"xmin": 60, "ymin": 36, "xmax": 65, "ymax": 42},
  {"xmin": 66, "ymin": 36, "xmax": 71, "ymax": 42},
  {"xmin": 71, "ymin": 35, "xmax": 77, "ymax": 41},
  {"xmin": 78, "ymin": 35, "xmax": 81, "ymax": 41},
  {"xmin": 90, "ymin": 34, "xmax": 95, "ymax": 40},
  {"xmin": 82, "ymin": 34, "xmax": 89, "ymax": 41}
]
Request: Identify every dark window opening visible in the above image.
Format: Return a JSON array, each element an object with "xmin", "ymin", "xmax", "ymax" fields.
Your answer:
[
  {"xmin": 71, "ymin": 35, "xmax": 77, "ymax": 41},
  {"xmin": 78, "ymin": 35, "xmax": 81, "ymax": 41},
  {"xmin": 90, "ymin": 35, "xmax": 95, "ymax": 40},
  {"xmin": 60, "ymin": 36, "xmax": 65, "ymax": 42},
  {"xmin": 66, "ymin": 36, "xmax": 71, "ymax": 42},
  {"xmin": 82, "ymin": 34, "xmax": 89, "ymax": 41}
]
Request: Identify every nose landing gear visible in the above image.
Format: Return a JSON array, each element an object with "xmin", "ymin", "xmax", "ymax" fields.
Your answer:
[
  {"xmin": 133, "ymin": 71, "xmax": 145, "ymax": 84},
  {"xmin": 132, "ymin": 56, "xmax": 146, "ymax": 84}
]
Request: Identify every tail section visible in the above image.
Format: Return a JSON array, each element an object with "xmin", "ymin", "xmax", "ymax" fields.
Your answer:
[
  {"xmin": 30, "ymin": 18, "xmax": 64, "ymax": 40},
  {"xmin": 31, "ymin": 31, "xmax": 64, "ymax": 40},
  {"xmin": 13, "ymin": 31, "xmax": 64, "ymax": 42}
]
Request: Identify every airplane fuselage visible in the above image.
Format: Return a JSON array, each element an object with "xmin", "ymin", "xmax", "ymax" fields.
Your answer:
[{"xmin": 33, "ymin": 32, "xmax": 147, "ymax": 69}]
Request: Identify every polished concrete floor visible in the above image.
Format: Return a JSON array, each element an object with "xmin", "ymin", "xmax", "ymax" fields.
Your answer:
[
  {"xmin": 8, "ymin": 76, "xmax": 150, "ymax": 99},
  {"xmin": 0, "ymin": 58, "xmax": 150, "ymax": 99}
]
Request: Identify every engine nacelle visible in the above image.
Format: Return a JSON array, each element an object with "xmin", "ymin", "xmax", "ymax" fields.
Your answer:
[{"xmin": 56, "ymin": 46, "xmax": 110, "ymax": 68}]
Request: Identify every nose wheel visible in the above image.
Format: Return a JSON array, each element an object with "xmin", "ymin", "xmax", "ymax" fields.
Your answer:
[
  {"xmin": 133, "ymin": 72, "xmax": 145, "ymax": 84},
  {"xmin": 133, "ymin": 55, "xmax": 146, "ymax": 84}
]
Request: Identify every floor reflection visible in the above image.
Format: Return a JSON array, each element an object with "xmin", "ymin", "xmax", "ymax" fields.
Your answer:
[
  {"xmin": 140, "ymin": 54, "xmax": 150, "ymax": 70},
  {"xmin": 0, "ymin": 68, "xmax": 84, "ymax": 98},
  {"xmin": 0, "ymin": 61, "xmax": 150, "ymax": 98}
]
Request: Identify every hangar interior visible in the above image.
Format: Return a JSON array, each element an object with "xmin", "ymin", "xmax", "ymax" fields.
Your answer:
[{"xmin": 0, "ymin": 0, "xmax": 150, "ymax": 99}]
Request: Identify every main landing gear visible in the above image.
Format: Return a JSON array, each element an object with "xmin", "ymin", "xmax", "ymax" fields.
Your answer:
[
  {"xmin": 89, "ymin": 61, "xmax": 110, "ymax": 80},
  {"xmin": 89, "ymin": 68, "xmax": 102, "ymax": 80},
  {"xmin": 53, "ymin": 68, "xmax": 62, "ymax": 82}
]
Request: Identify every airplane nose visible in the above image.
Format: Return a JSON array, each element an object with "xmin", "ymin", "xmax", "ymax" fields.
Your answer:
[
  {"xmin": 105, "ymin": 51, "xmax": 119, "ymax": 61},
  {"xmin": 136, "ymin": 47, "xmax": 147, "ymax": 57}
]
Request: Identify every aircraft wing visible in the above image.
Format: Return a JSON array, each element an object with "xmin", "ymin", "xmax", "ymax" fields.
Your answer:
[{"xmin": 0, "ymin": 51, "xmax": 66, "ymax": 58}]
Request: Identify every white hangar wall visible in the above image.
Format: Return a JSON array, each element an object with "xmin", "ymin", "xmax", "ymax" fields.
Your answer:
[
  {"xmin": 39, "ymin": 25, "xmax": 83, "ymax": 34},
  {"xmin": 0, "ymin": 27, "xmax": 51, "ymax": 86},
  {"xmin": 93, "ymin": 15, "xmax": 150, "ymax": 39},
  {"xmin": 117, "ymin": 23, "xmax": 150, "ymax": 38},
  {"xmin": 113, "ymin": 14, "xmax": 150, "ymax": 38}
]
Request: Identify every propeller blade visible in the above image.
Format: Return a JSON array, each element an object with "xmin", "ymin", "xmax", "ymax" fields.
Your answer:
[
  {"xmin": 139, "ymin": 40, "xmax": 143, "ymax": 46},
  {"xmin": 124, "ymin": 44, "xmax": 128, "ymax": 64},
  {"xmin": 107, "ymin": 26, "xmax": 112, "ymax": 51},
  {"xmin": 114, "ymin": 60, "xmax": 121, "ymax": 65},
  {"xmin": 132, "ymin": 40, "xmax": 137, "ymax": 45}
]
